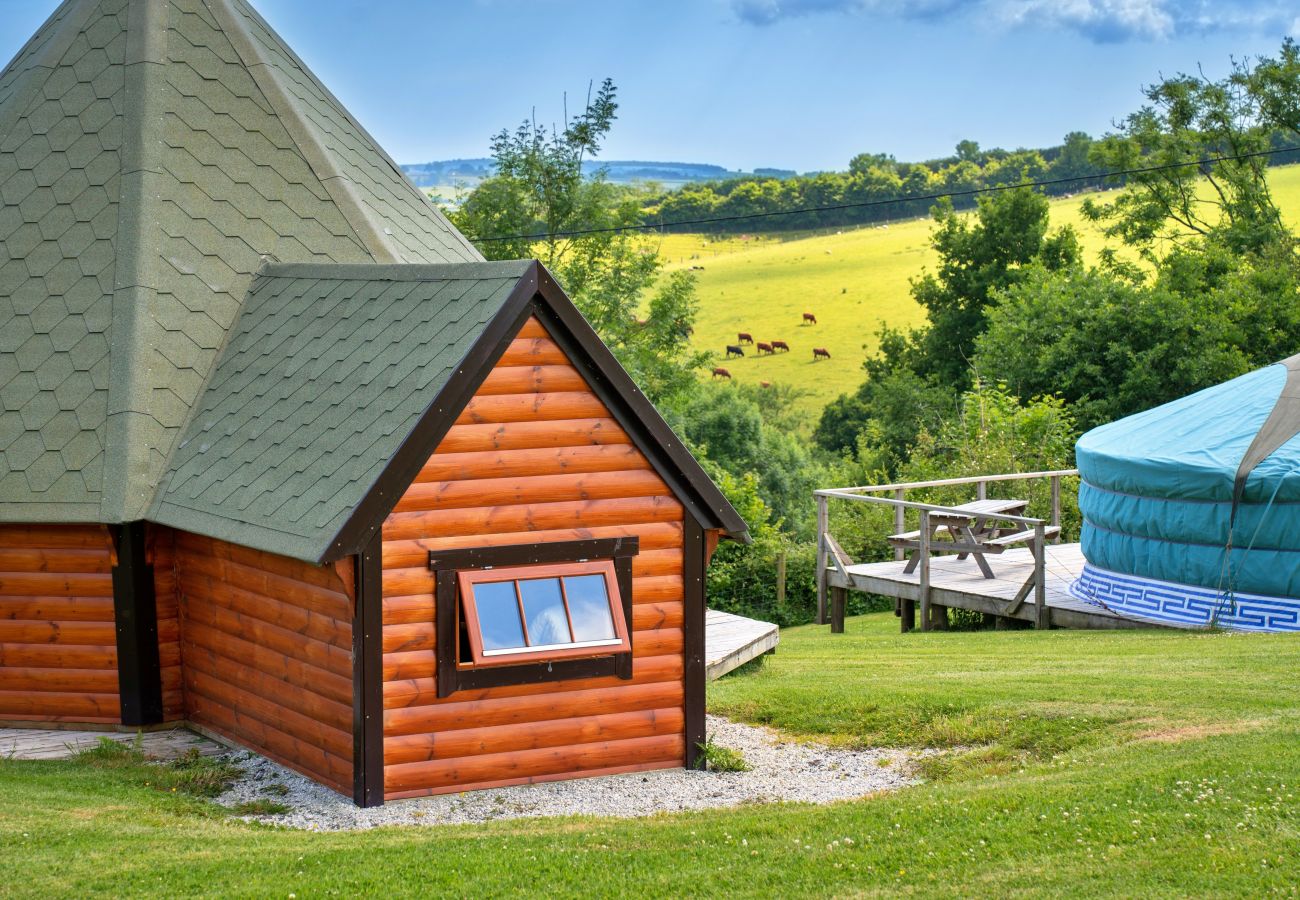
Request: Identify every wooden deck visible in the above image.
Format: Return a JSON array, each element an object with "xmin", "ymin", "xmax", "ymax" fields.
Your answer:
[
  {"xmin": 1, "ymin": 726, "xmax": 225, "ymax": 761},
  {"xmin": 705, "ymin": 609, "xmax": 780, "ymax": 678},
  {"xmin": 833, "ymin": 543, "xmax": 1149, "ymax": 630}
]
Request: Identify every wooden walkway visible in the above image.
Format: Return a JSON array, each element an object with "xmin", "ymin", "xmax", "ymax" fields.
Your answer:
[
  {"xmin": 837, "ymin": 543, "xmax": 1147, "ymax": 630},
  {"xmin": 706, "ymin": 608, "xmax": 779, "ymax": 678},
  {"xmin": 1, "ymin": 726, "xmax": 225, "ymax": 761}
]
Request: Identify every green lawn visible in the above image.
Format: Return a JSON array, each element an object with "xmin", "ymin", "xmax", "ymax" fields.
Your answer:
[
  {"xmin": 3, "ymin": 614, "xmax": 1297, "ymax": 897},
  {"xmin": 660, "ymin": 164, "xmax": 1300, "ymax": 422}
]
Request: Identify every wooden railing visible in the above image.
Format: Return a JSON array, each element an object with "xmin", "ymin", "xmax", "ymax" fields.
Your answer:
[{"xmin": 814, "ymin": 469, "xmax": 1078, "ymax": 632}]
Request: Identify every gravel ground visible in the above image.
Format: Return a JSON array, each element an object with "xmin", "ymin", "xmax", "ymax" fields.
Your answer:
[{"xmin": 215, "ymin": 716, "xmax": 922, "ymax": 831}]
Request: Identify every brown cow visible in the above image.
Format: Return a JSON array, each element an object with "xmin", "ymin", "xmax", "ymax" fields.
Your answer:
[
  {"xmin": 771, "ymin": 340, "xmax": 790, "ymax": 352},
  {"xmin": 712, "ymin": 367, "xmax": 732, "ymax": 379},
  {"xmin": 756, "ymin": 342, "xmax": 774, "ymax": 355},
  {"xmin": 813, "ymin": 347, "xmax": 831, "ymax": 360},
  {"xmin": 737, "ymin": 332, "xmax": 754, "ymax": 344},
  {"xmin": 760, "ymin": 381, "xmax": 772, "ymax": 388},
  {"xmin": 802, "ymin": 312, "xmax": 817, "ymax": 325},
  {"xmin": 725, "ymin": 344, "xmax": 744, "ymax": 358}
]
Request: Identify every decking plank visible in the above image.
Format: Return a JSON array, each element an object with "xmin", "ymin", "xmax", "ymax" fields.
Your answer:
[
  {"xmin": 840, "ymin": 544, "xmax": 1153, "ymax": 630},
  {"xmin": 705, "ymin": 609, "xmax": 779, "ymax": 679},
  {"xmin": 0, "ymin": 727, "xmax": 225, "ymax": 761}
]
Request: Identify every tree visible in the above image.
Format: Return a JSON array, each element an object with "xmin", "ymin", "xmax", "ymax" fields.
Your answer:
[
  {"xmin": 909, "ymin": 188, "xmax": 1080, "ymax": 386},
  {"xmin": 1082, "ymin": 41, "xmax": 1300, "ymax": 258},
  {"xmin": 814, "ymin": 187, "xmax": 1079, "ymax": 463},
  {"xmin": 955, "ymin": 139, "xmax": 982, "ymax": 163},
  {"xmin": 972, "ymin": 260, "xmax": 1293, "ymax": 432},
  {"xmin": 451, "ymin": 80, "xmax": 708, "ymax": 404},
  {"xmin": 670, "ymin": 383, "xmax": 826, "ymax": 539}
]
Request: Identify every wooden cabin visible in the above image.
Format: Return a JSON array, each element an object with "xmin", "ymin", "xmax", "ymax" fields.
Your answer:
[{"xmin": 0, "ymin": 0, "xmax": 747, "ymax": 806}]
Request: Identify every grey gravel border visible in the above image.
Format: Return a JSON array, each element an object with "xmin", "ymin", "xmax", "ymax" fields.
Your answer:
[{"xmin": 215, "ymin": 716, "xmax": 923, "ymax": 831}]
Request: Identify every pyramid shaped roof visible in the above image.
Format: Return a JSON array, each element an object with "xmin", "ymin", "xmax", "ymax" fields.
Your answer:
[{"xmin": 0, "ymin": 0, "xmax": 481, "ymax": 523}]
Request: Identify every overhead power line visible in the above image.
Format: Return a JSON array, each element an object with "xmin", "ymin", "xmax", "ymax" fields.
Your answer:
[{"xmin": 467, "ymin": 144, "xmax": 1300, "ymax": 244}]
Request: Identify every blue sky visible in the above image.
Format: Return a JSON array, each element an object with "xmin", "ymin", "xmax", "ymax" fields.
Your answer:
[{"xmin": 2, "ymin": 1, "xmax": 1296, "ymax": 171}]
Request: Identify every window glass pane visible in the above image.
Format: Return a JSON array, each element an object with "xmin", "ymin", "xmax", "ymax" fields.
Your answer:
[
  {"xmin": 473, "ymin": 581, "xmax": 526, "ymax": 651},
  {"xmin": 518, "ymin": 577, "xmax": 572, "ymax": 646},
  {"xmin": 564, "ymin": 574, "xmax": 616, "ymax": 642}
]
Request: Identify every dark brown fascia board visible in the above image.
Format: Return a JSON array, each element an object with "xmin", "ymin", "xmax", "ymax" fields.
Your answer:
[
  {"xmin": 351, "ymin": 531, "xmax": 384, "ymax": 807},
  {"xmin": 529, "ymin": 264, "xmax": 750, "ymax": 544},
  {"xmin": 322, "ymin": 259, "xmax": 750, "ymax": 563},
  {"xmin": 682, "ymin": 515, "xmax": 707, "ymax": 769},
  {"xmin": 322, "ymin": 262, "xmax": 542, "ymax": 562}
]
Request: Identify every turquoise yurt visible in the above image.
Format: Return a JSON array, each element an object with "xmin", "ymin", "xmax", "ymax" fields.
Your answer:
[{"xmin": 1069, "ymin": 355, "xmax": 1300, "ymax": 631}]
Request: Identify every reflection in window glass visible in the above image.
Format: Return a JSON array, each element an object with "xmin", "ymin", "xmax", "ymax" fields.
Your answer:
[
  {"xmin": 518, "ymin": 577, "xmax": 571, "ymax": 646},
  {"xmin": 564, "ymin": 574, "xmax": 616, "ymax": 642},
  {"xmin": 474, "ymin": 581, "xmax": 525, "ymax": 651}
]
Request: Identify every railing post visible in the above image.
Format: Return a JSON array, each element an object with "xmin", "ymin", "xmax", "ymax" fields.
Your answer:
[
  {"xmin": 893, "ymin": 489, "xmax": 905, "ymax": 561},
  {"xmin": 918, "ymin": 509, "xmax": 931, "ymax": 632},
  {"xmin": 1050, "ymin": 475, "xmax": 1062, "ymax": 543},
  {"xmin": 977, "ymin": 480, "xmax": 987, "ymax": 501},
  {"xmin": 1034, "ymin": 521, "xmax": 1048, "ymax": 629},
  {"xmin": 816, "ymin": 494, "xmax": 829, "ymax": 626}
]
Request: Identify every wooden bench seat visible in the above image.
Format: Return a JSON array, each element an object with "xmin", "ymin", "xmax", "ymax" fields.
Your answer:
[{"xmin": 984, "ymin": 526, "xmax": 1060, "ymax": 549}]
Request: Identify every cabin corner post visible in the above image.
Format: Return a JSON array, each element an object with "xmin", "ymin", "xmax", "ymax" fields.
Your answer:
[
  {"xmin": 683, "ymin": 516, "xmax": 707, "ymax": 770},
  {"xmin": 110, "ymin": 522, "xmax": 164, "ymax": 726},
  {"xmin": 352, "ymin": 532, "xmax": 384, "ymax": 807}
]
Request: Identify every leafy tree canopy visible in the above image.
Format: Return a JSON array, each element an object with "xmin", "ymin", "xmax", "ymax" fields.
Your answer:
[{"xmin": 451, "ymin": 80, "xmax": 708, "ymax": 404}]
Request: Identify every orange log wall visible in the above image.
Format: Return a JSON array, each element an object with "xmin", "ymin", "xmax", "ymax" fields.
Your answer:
[
  {"xmin": 170, "ymin": 531, "xmax": 354, "ymax": 794},
  {"xmin": 0, "ymin": 525, "xmax": 124, "ymax": 723},
  {"xmin": 381, "ymin": 315, "xmax": 689, "ymax": 798}
]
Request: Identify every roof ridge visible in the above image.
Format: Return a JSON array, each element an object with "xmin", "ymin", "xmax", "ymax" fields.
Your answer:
[
  {"xmin": 210, "ymin": 0, "xmax": 483, "ymax": 264},
  {"xmin": 100, "ymin": 0, "xmax": 171, "ymax": 523},
  {"xmin": 205, "ymin": 0, "xmax": 400, "ymax": 264}
]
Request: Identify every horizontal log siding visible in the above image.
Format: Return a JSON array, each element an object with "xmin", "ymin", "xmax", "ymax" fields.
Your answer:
[
  {"xmin": 0, "ymin": 525, "xmax": 120, "ymax": 724},
  {"xmin": 172, "ymin": 532, "xmax": 353, "ymax": 794},
  {"xmin": 380, "ymin": 315, "xmax": 687, "ymax": 798}
]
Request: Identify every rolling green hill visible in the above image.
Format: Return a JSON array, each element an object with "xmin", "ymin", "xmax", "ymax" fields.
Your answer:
[{"xmin": 659, "ymin": 164, "xmax": 1300, "ymax": 423}]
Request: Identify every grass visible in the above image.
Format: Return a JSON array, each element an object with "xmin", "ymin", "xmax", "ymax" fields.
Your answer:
[
  {"xmin": 69, "ymin": 739, "xmax": 245, "ymax": 799},
  {"xmin": 2, "ymin": 615, "xmax": 1298, "ymax": 896},
  {"xmin": 694, "ymin": 735, "xmax": 751, "ymax": 772},
  {"xmin": 658, "ymin": 164, "xmax": 1300, "ymax": 422},
  {"xmin": 230, "ymin": 799, "xmax": 293, "ymax": 816}
]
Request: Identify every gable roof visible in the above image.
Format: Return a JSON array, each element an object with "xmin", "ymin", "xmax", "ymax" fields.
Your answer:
[
  {"xmin": 150, "ymin": 261, "xmax": 533, "ymax": 562},
  {"xmin": 0, "ymin": 0, "xmax": 480, "ymax": 525},
  {"xmin": 151, "ymin": 261, "xmax": 749, "ymax": 563}
]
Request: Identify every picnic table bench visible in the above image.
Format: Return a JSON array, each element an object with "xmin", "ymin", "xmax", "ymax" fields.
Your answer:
[{"xmin": 888, "ymin": 498, "xmax": 1060, "ymax": 579}]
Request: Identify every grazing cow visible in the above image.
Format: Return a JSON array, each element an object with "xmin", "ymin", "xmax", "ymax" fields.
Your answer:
[
  {"xmin": 756, "ymin": 342, "xmax": 774, "ymax": 355},
  {"xmin": 725, "ymin": 344, "xmax": 744, "ymax": 358},
  {"xmin": 771, "ymin": 340, "xmax": 790, "ymax": 352},
  {"xmin": 760, "ymin": 381, "xmax": 771, "ymax": 388},
  {"xmin": 712, "ymin": 367, "xmax": 732, "ymax": 379},
  {"xmin": 813, "ymin": 347, "xmax": 831, "ymax": 361},
  {"xmin": 802, "ymin": 312, "xmax": 817, "ymax": 325},
  {"xmin": 737, "ymin": 332, "xmax": 754, "ymax": 344}
]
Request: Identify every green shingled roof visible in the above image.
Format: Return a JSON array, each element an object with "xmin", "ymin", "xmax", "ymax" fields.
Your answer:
[
  {"xmin": 150, "ymin": 262, "xmax": 532, "ymax": 563},
  {"xmin": 0, "ymin": 0, "xmax": 480, "ymax": 524}
]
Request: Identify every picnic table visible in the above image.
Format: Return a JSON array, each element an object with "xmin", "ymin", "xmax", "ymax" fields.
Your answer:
[{"xmin": 888, "ymin": 498, "xmax": 1058, "ymax": 579}]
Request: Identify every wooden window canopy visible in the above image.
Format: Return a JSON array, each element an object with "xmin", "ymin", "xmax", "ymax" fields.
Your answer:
[{"xmin": 428, "ymin": 538, "xmax": 638, "ymax": 697}]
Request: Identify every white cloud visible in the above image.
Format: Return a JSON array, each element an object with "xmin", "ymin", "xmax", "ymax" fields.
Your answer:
[{"xmin": 730, "ymin": 0, "xmax": 1296, "ymax": 42}]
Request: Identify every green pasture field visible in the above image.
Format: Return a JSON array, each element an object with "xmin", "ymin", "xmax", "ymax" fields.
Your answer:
[
  {"xmin": 657, "ymin": 164, "xmax": 1300, "ymax": 423},
  {"xmin": 3, "ymin": 614, "xmax": 1297, "ymax": 897}
]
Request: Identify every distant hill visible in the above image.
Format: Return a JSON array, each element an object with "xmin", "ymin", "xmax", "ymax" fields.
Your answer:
[{"xmin": 401, "ymin": 158, "xmax": 800, "ymax": 191}]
